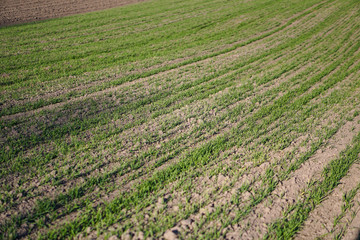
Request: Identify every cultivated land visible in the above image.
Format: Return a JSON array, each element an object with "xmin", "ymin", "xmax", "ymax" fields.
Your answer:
[
  {"xmin": 0, "ymin": 0, "xmax": 146, "ymax": 26},
  {"xmin": 1, "ymin": 0, "xmax": 360, "ymax": 239}
]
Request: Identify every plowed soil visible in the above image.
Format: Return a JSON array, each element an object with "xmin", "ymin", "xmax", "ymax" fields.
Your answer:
[
  {"xmin": 0, "ymin": 0, "xmax": 146, "ymax": 26},
  {"xmin": 1, "ymin": 0, "xmax": 360, "ymax": 239}
]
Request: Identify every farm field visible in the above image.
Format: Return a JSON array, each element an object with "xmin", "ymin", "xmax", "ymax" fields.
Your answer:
[
  {"xmin": 1, "ymin": 0, "xmax": 360, "ymax": 239},
  {"xmin": 0, "ymin": 0, "xmax": 146, "ymax": 26}
]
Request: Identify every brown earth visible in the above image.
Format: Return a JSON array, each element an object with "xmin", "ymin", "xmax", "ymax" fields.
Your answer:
[
  {"xmin": 2, "ymin": 0, "xmax": 360, "ymax": 239},
  {"xmin": 296, "ymin": 163, "xmax": 360, "ymax": 239},
  {"xmin": 0, "ymin": 0, "xmax": 146, "ymax": 26}
]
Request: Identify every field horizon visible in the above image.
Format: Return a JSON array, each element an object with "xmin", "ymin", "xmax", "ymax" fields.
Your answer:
[
  {"xmin": 1, "ymin": 0, "xmax": 360, "ymax": 239},
  {"xmin": 0, "ymin": 0, "xmax": 147, "ymax": 27}
]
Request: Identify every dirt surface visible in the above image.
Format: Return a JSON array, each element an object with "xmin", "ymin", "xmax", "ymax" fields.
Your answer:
[
  {"xmin": 2, "ymin": 0, "xmax": 360, "ymax": 238},
  {"xmin": 225, "ymin": 115, "xmax": 360, "ymax": 239},
  {"xmin": 0, "ymin": 0, "xmax": 146, "ymax": 26},
  {"xmin": 296, "ymin": 163, "xmax": 360, "ymax": 239}
]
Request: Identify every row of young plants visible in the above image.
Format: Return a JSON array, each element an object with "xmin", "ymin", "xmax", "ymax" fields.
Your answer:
[
  {"xmin": 34, "ymin": 7, "xmax": 360, "ymax": 239},
  {"xmin": 0, "ymin": 0, "xmax": 349, "ymax": 222},
  {"xmin": 1, "ymin": 0, "xmax": 360, "ymax": 239},
  {"xmin": 0, "ymin": 0, "xmax": 331, "ymax": 116}
]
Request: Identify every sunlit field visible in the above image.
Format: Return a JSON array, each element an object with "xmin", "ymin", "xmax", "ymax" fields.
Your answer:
[{"xmin": 1, "ymin": 0, "xmax": 360, "ymax": 239}]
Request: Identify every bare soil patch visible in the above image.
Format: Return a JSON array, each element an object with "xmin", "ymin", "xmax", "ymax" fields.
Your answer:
[
  {"xmin": 342, "ymin": 202, "xmax": 360, "ymax": 240},
  {"xmin": 0, "ymin": 0, "xmax": 147, "ymax": 26}
]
